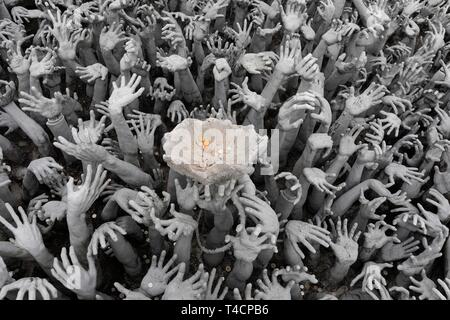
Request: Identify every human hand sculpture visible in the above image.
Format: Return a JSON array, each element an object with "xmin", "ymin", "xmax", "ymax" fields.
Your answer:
[{"xmin": 285, "ymin": 220, "xmax": 331, "ymax": 259}]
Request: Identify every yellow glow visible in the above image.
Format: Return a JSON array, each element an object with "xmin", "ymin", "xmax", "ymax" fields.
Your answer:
[{"xmin": 199, "ymin": 135, "xmax": 210, "ymax": 149}]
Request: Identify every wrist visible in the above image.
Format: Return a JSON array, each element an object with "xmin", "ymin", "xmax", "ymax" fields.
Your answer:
[
  {"xmin": 47, "ymin": 113, "xmax": 64, "ymax": 123},
  {"xmin": 32, "ymin": 245, "xmax": 53, "ymax": 264},
  {"xmin": 335, "ymin": 154, "xmax": 350, "ymax": 162},
  {"xmin": 280, "ymin": 189, "xmax": 298, "ymax": 204},
  {"xmin": 17, "ymin": 71, "xmax": 30, "ymax": 79}
]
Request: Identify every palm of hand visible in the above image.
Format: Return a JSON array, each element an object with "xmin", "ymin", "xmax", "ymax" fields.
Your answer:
[
  {"xmin": 283, "ymin": 14, "xmax": 303, "ymax": 32},
  {"xmin": 15, "ymin": 223, "xmax": 43, "ymax": 254},
  {"xmin": 30, "ymin": 60, "xmax": 53, "ymax": 78},
  {"xmin": 381, "ymin": 242, "xmax": 407, "ymax": 261},
  {"xmin": 177, "ymin": 188, "xmax": 197, "ymax": 211},
  {"xmin": 100, "ymin": 33, "xmax": 121, "ymax": 51},
  {"xmin": 31, "ymin": 98, "xmax": 57, "ymax": 118},
  {"xmin": 164, "ymin": 281, "xmax": 198, "ymax": 300},
  {"xmin": 58, "ymin": 41, "xmax": 76, "ymax": 60},
  {"xmin": 241, "ymin": 55, "xmax": 267, "ymax": 73},
  {"xmin": 136, "ymin": 132, "xmax": 154, "ymax": 153},
  {"xmin": 109, "ymin": 87, "xmax": 135, "ymax": 112},
  {"xmin": 77, "ymin": 126, "xmax": 102, "ymax": 144},
  {"xmin": 399, "ymin": 257, "xmax": 428, "ymax": 276},
  {"xmin": 42, "ymin": 201, "xmax": 67, "ymax": 222},
  {"xmin": 333, "ymin": 237, "xmax": 358, "ymax": 264},
  {"xmin": 339, "ymin": 136, "xmax": 359, "ymax": 156},
  {"xmin": 414, "ymin": 278, "xmax": 437, "ymax": 299},
  {"xmin": 262, "ymin": 283, "xmax": 290, "ymax": 300},
  {"xmin": 9, "ymin": 54, "xmax": 30, "ymax": 75},
  {"xmin": 243, "ymin": 91, "xmax": 265, "ymax": 110},
  {"xmin": 167, "ymin": 219, "xmax": 195, "ymax": 240},
  {"xmin": 304, "ymin": 168, "xmax": 327, "ymax": 186},
  {"xmin": 67, "ymin": 185, "xmax": 89, "ymax": 214},
  {"xmin": 232, "ymin": 235, "xmax": 263, "ymax": 262},
  {"xmin": 277, "ymin": 56, "xmax": 296, "ymax": 75},
  {"xmin": 163, "ymin": 55, "xmax": 189, "ymax": 72},
  {"xmin": 365, "ymin": 229, "xmax": 389, "ymax": 249},
  {"xmin": 280, "ymin": 268, "xmax": 317, "ymax": 284},
  {"xmin": 359, "ymin": 201, "xmax": 380, "ymax": 219},
  {"xmin": 346, "ymin": 94, "xmax": 372, "ymax": 116},
  {"xmin": 78, "ymin": 143, "xmax": 110, "ymax": 163},
  {"xmin": 141, "ymin": 267, "xmax": 167, "ymax": 296}
]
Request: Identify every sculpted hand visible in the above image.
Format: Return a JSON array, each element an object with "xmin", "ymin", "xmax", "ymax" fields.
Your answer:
[
  {"xmin": 140, "ymin": 250, "xmax": 179, "ymax": 297},
  {"xmin": 75, "ymin": 63, "xmax": 108, "ymax": 83},
  {"xmin": 254, "ymin": 269, "xmax": 294, "ymax": 300},
  {"xmin": 363, "ymin": 220, "xmax": 400, "ymax": 249},
  {"xmin": 151, "ymin": 204, "xmax": 197, "ymax": 241},
  {"xmin": 230, "ymin": 77, "xmax": 266, "ymax": 112},
  {"xmin": 303, "ymin": 167, "xmax": 341, "ymax": 195},
  {"xmin": 108, "ymin": 74, "xmax": 145, "ymax": 113},
  {"xmin": 89, "ymin": 222, "xmax": 127, "ymax": 255},
  {"xmin": 329, "ymin": 217, "xmax": 361, "ymax": 265},
  {"xmin": 51, "ymin": 246, "xmax": 97, "ymax": 300},
  {"xmin": 162, "ymin": 263, "xmax": 208, "ymax": 300},
  {"xmin": 0, "ymin": 277, "xmax": 58, "ymax": 300},
  {"xmin": 285, "ymin": 220, "xmax": 330, "ymax": 259}
]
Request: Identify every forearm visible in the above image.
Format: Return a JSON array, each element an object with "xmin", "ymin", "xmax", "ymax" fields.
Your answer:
[
  {"xmin": 332, "ymin": 180, "xmax": 371, "ymax": 217},
  {"xmin": 141, "ymin": 151, "xmax": 161, "ymax": 172},
  {"xmin": 352, "ymin": 213, "xmax": 369, "ymax": 233},
  {"xmin": 143, "ymin": 38, "xmax": 157, "ymax": 68},
  {"xmin": 0, "ymin": 0, "xmax": 11, "ymax": 19},
  {"xmin": 329, "ymin": 262, "xmax": 352, "ymax": 284},
  {"xmin": 47, "ymin": 114, "xmax": 77, "ymax": 165},
  {"xmin": 245, "ymin": 67, "xmax": 286, "ymax": 129},
  {"xmin": 22, "ymin": 170, "xmax": 40, "ymax": 201},
  {"xmin": 101, "ymin": 50, "xmax": 120, "ymax": 76},
  {"xmin": 175, "ymin": 68, "xmax": 203, "ymax": 105},
  {"xmin": 16, "ymin": 72, "xmax": 31, "ymax": 94},
  {"xmin": 264, "ymin": 173, "xmax": 279, "ymax": 205},
  {"xmin": 291, "ymin": 175, "xmax": 311, "ymax": 220},
  {"xmin": 67, "ymin": 212, "xmax": 91, "ymax": 265},
  {"xmin": 312, "ymin": 40, "xmax": 328, "ymax": 68},
  {"xmin": 108, "ymin": 233, "xmax": 142, "ymax": 277},
  {"xmin": 226, "ymin": 259, "xmax": 253, "ymax": 291},
  {"xmin": 277, "ymin": 125, "xmax": 302, "ymax": 167},
  {"xmin": 330, "ymin": 109, "xmax": 353, "ymax": 145},
  {"xmin": 90, "ymin": 78, "xmax": 108, "ymax": 109},
  {"xmin": 60, "ymin": 58, "xmax": 82, "ymax": 74},
  {"xmin": 0, "ymin": 134, "xmax": 21, "ymax": 163},
  {"xmin": 233, "ymin": 4, "xmax": 247, "ymax": 30},
  {"xmin": 3, "ymin": 102, "xmax": 52, "ymax": 156},
  {"xmin": 109, "ymin": 111, "xmax": 140, "ymax": 167},
  {"xmin": 29, "ymin": 76, "xmax": 43, "ymax": 95},
  {"xmin": 31, "ymin": 246, "xmax": 55, "ymax": 277},
  {"xmin": 275, "ymin": 191, "xmax": 296, "ymax": 220},
  {"xmin": 0, "ymin": 241, "xmax": 33, "ymax": 261},
  {"xmin": 0, "ymin": 184, "xmax": 19, "ymax": 208},
  {"xmin": 174, "ymin": 233, "xmax": 193, "ymax": 265},
  {"xmin": 351, "ymin": 0, "xmax": 370, "ymax": 24},
  {"xmin": 309, "ymin": 155, "xmax": 348, "ymax": 211},
  {"xmin": 345, "ymin": 162, "xmax": 365, "ymax": 191},
  {"xmin": 292, "ymin": 146, "xmax": 317, "ymax": 178},
  {"xmin": 213, "ymin": 78, "xmax": 229, "ymax": 109},
  {"xmin": 284, "ymin": 238, "xmax": 304, "ymax": 267},
  {"xmin": 103, "ymin": 155, "xmax": 154, "ymax": 188},
  {"xmin": 147, "ymin": 225, "xmax": 164, "ymax": 256},
  {"xmin": 206, "ymin": 210, "xmax": 234, "ymax": 250}
]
